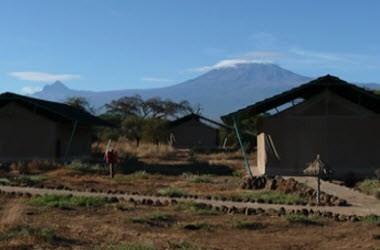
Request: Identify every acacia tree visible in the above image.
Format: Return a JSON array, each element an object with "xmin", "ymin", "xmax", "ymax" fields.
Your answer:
[
  {"xmin": 104, "ymin": 95, "xmax": 144, "ymax": 119},
  {"xmin": 121, "ymin": 116, "xmax": 144, "ymax": 147},
  {"xmin": 103, "ymin": 95, "xmax": 201, "ymax": 145},
  {"xmin": 65, "ymin": 96, "xmax": 94, "ymax": 113}
]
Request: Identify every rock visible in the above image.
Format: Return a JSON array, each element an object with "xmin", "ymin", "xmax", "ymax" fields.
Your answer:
[
  {"xmin": 338, "ymin": 214, "xmax": 347, "ymax": 221},
  {"xmin": 146, "ymin": 199, "xmax": 153, "ymax": 205},
  {"xmin": 228, "ymin": 206, "xmax": 238, "ymax": 214},
  {"xmin": 349, "ymin": 215, "xmax": 359, "ymax": 222},
  {"xmin": 278, "ymin": 207, "xmax": 286, "ymax": 215},
  {"xmin": 301, "ymin": 209, "xmax": 309, "ymax": 216}
]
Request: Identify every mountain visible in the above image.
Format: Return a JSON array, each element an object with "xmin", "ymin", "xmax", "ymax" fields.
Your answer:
[
  {"xmin": 360, "ymin": 83, "xmax": 380, "ymax": 90},
  {"xmin": 31, "ymin": 63, "xmax": 313, "ymax": 118}
]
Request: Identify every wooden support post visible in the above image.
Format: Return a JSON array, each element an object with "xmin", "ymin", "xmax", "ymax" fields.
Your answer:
[
  {"xmin": 64, "ymin": 120, "xmax": 78, "ymax": 161},
  {"xmin": 317, "ymin": 175, "xmax": 321, "ymax": 206},
  {"xmin": 222, "ymin": 136, "xmax": 228, "ymax": 149},
  {"xmin": 233, "ymin": 116, "xmax": 253, "ymax": 178}
]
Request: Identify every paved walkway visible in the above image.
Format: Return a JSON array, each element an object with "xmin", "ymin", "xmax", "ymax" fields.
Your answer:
[{"xmin": 0, "ymin": 185, "xmax": 379, "ymax": 216}]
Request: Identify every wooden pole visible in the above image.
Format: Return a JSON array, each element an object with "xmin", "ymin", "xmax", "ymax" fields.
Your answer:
[
  {"xmin": 233, "ymin": 116, "xmax": 253, "ymax": 178},
  {"xmin": 317, "ymin": 174, "xmax": 321, "ymax": 205},
  {"xmin": 64, "ymin": 120, "xmax": 78, "ymax": 161}
]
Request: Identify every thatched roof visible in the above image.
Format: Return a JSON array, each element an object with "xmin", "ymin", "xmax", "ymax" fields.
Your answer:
[
  {"xmin": 221, "ymin": 75, "xmax": 380, "ymax": 123},
  {"xmin": 303, "ymin": 155, "xmax": 329, "ymax": 176},
  {"xmin": 0, "ymin": 92, "xmax": 112, "ymax": 126}
]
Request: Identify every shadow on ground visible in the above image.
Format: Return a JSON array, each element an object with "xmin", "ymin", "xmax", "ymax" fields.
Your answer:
[{"xmin": 120, "ymin": 156, "xmax": 234, "ymax": 176}]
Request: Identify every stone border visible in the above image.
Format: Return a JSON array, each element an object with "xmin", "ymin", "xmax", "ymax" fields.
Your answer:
[{"xmin": 0, "ymin": 187, "xmax": 370, "ymax": 223}]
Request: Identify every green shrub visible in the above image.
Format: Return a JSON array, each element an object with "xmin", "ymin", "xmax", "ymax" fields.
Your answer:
[
  {"xmin": 29, "ymin": 194, "xmax": 110, "ymax": 208},
  {"xmin": 167, "ymin": 240, "xmax": 200, "ymax": 250},
  {"xmin": 233, "ymin": 220, "xmax": 265, "ymax": 230},
  {"xmin": 100, "ymin": 242, "xmax": 156, "ymax": 250},
  {"xmin": 182, "ymin": 173, "xmax": 213, "ymax": 184},
  {"xmin": 375, "ymin": 191, "xmax": 380, "ymax": 200},
  {"xmin": 67, "ymin": 160, "xmax": 104, "ymax": 174},
  {"xmin": 232, "ymin": 170, "xmax": 243, "ymax": 178},
  {"xmin": 285, "ymin": 214, "xmax": 321, "ymax": 225},
  {"xmin": 13, "ymin": 175, "xmax": 47, "ymax": 186},
  {"xmin": 158, "ymin": 187, "xmax": 187, "ymax": 198},
  {"xmin": 357, "ymin": 179, "xmax": 380, "ymax": 196},
  {"xmin": 130, "ymin": 212, "xmax": 175, "ymax": 227},
  {"xmin": 175, "ymin": 201, "xmax": 218, "ymax": 215},
  {"xmin": 182, "ymin": 222, "xmax": 211, "ymax": 231},
  {"xmin": 114, "ymin": 171, "xmax": 149, "ymax": 182},
  {"xmin": 0, "ymin": 225, "xmax": 57, "ymax": 243},
  {"xmin": 233, "ymin": 191, "xmax": 306, "ymax": 204},
  {"xmin": 361, "ymin": 214, "xmax": 380, "ymax": 224},
  {"xmin": 0, "ymin": 178, "xmax": 10, "ymax": 185}
]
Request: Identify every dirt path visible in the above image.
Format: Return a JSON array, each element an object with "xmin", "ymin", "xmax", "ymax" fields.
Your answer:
[
  {"xmin": 287, "ymin": 176, "xmax": 380, "ymax": 208},
  {"xmin": 0, "ymin": 185, "xmax": 379, "ymax": 216},
  {"xmin": 0, "ymin": 200, "xmax": 24, "ymax": 228}
]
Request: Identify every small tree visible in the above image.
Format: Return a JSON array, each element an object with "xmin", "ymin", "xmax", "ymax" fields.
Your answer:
[
  {"xmin": 142, "ymin": 118, "xmax": 168, "ymax": 145},
  {"xmin": 121, "ymin": 116, "xmax": 144, "ymax": 147}
]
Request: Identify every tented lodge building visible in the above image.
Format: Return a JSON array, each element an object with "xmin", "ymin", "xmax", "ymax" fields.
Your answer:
[
  {"xmin": 222, "ymin": 75, "xmax": 380, "ymax": 180},
  {"xmin": 0, "ymin": 92, "xmax": 110, "ymax": 161}
]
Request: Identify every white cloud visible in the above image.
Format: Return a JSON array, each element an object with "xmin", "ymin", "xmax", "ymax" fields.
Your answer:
[
  {"xmin": 141, "ymin": 77, "xmax": 173, "ymax": 83},
  {"xmin": 10, "ymin": 71, "xmax": 80, "ymax": 82},
  {"xmin": 190, "ymin": 51, "xmax": 281, "ymax": 73},
  {"xmin": 20, "ymin": 86, "xmax": 42, "ymax": 95},
  {"xmin": 289, "ymin": 48, "xmax": 352, "ymax": 63}
]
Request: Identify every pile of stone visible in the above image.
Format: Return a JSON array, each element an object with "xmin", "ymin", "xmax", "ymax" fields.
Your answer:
[{"xmin": 241, "ymin": 176, "xmax": 348, "ymax": 206}]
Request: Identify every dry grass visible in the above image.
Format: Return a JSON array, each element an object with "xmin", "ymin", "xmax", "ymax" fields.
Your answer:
[
  {"xmin": 356, "ymin": 179, "xmax": 380, "ymax": 199},
  {"xmin": 94, "ymin": 141, "xmax": 176, "ymax": 160},
  {"xmin": 0, "ymin": 195, "xmax": 378, "ymax": 249}
]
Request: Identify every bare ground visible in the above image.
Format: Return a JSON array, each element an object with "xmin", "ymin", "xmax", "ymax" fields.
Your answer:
[{"xmin": 0, "ymin": 195, "xmax": 379, "ymax": 250}]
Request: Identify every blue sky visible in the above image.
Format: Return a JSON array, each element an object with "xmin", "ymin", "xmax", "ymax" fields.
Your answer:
[{"xmin": 1, "ymin": 0, "xmax": 379, "ymax": 94}]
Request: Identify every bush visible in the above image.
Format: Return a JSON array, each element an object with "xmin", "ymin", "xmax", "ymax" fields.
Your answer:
[
  {"xmin": 375, "ymin": 169, "xmax": 380, "ymax": 180},
  {"xmin": 376, "ymin": 191, "xmax": 380, "ymax": 200},
  {"xmin": 29, "ymin": 194, "xmax": 110, "ymax": 208},
  {"xmin": 9, "ymin": 160, "xmax": 59, "ymax": 174},
  {"xmin": 158, "ymin": 188, "xmax": 188, "ymax": 198},
  {"xmin": 167, "ymin": 240, "xmax": 200, "ymax": 250},
  {"xmin": 285, "ymin": 214, "xmax": 321, "ymax": 225},
  {"xmin": 0, "ymin": 225, "xmax": 57, "ymax": 243},
  {"xmin": 130, "ymin": 212, "xmax": 175, "ymax": 227},
  {"xmin": 67, "ymin": 160, "xmax": 105, "ymax": 174},
  {"xmin": 356, "ymin": 179, "xmax": 380, "ymax": 196},
  {"xmin": 175, "ymin": 201, "xmax": 218, "ymax": 215},
  {"xmin": 233, "ymin": 191, "xmax": 306, "ymax": 204},
  {"xmin": 361, "ymin": 214, "xmax": 380, "ymax": 224},
  {"xmin": 183, "ymin": 222, "xmax": 211, "ymax": 231},
  {"xmin": 13, "ymin": 175, "xmax": 47, "ymax": 186},
  {"xmin": 182, "ymin": 173, "xmax": 213, "ymax": 184},
  {"xmin": 0, "ymin": 178, "xmax": 10, "ymax": 185},
  {"xmin": 114, "ymin": 171, "xmax": 149, "ymax": 182},
  {"xmin": 100, "ymin": 242, "xmax": 156, "ymax": 250},
  {"xmin": 233, "ymin": 220, "xmax": 265, "ymax": 230}
]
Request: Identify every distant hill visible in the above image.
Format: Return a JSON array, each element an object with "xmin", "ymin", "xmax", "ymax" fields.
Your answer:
[{"xmin": 32, "ymin": 63, "xmax": 379, "ymax": 118}]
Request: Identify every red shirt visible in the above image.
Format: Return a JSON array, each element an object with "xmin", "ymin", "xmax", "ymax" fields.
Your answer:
[{"xmin": 105, "ymin": 150, "xmax": 118, "ymax": 164}]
